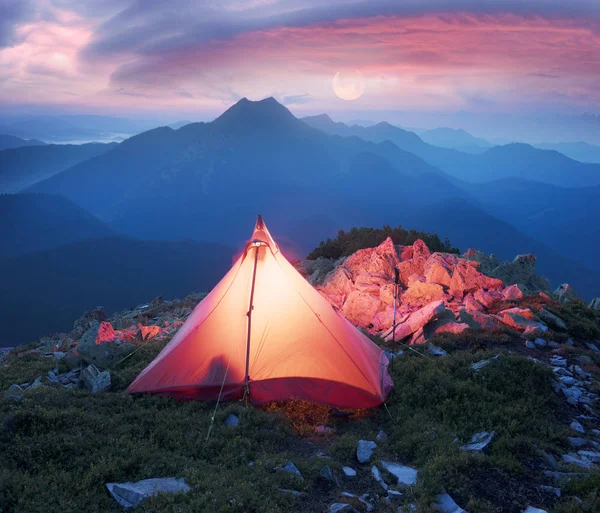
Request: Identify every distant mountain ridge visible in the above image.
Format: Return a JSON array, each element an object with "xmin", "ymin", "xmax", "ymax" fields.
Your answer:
[
  {"xmin": 302, "ymin": 114, "xmax": 600, "ymax": 187},
  {"xmin": 0, "ymin": 142, "xmax": 117, "ymax": 193},
  {"xmin": 534, "ymin": 141, "xmax": 600, "ymax": 164},
  {"xmin": 0, "ymin": 133, "xmax": 46, "ymax": 151},
  {"xmin": 419, "ymin": 127, "xmax": 492, "ymax": 153}
]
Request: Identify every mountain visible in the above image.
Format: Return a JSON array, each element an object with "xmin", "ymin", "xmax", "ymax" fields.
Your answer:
[
  {"xmin": 0, "ymin": 236, "xmax": 234, "ymax": 346},
  {"xmin": 0, "ymin": 114, "xmax": 161, "ymax": 143},
  {"xmin": 0, "ymin": 133, "xmax": 46, "ymax": 151},
  {"xmin": 28, "ymin": 98, "xmax": 459, "ymax": 247},
  {"xmin": 0, "ymin": 142, "xmax": 117, "ymax": 193},
  {"xmin": 302, "ymin": 115, "xmax": 600, "ymax": 187},
  {"xmin": 0, "ymin": 194, "xmax": 115, "ymax": 260},
  {"xmin": 419, "ymin": 127, "xmax": 492, "ymax": 153},
  {"xmin": 534, "ymin": 141, "xmax": 600, "ymax": 164}
]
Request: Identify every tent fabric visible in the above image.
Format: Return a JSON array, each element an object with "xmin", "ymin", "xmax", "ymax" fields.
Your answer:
[{"xmin": 127, "ymin": 216, "xmax": 393, "ymax": 408}]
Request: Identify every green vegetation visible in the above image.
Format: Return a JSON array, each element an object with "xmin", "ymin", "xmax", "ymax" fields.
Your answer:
[
  {"xmin": 307, "ymin": 225, "xmax": 459, "ymax": 260},
  {"xmin": 2, "ymin": 330, "xmax": 589, "ymax": 513},
  {"xmin": 547, "ymin": 301, "xmax": 600, "ymax": 341}
]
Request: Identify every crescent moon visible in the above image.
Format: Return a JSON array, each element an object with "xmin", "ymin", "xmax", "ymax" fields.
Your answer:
[{"xmin": 332, "ymin": 70, "xmax": 365, "ymax": 101}]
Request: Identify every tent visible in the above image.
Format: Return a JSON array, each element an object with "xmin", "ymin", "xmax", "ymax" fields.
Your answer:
[{"xmin": 127, "ymin": 216, "xmax": 393, "ymax": 408}]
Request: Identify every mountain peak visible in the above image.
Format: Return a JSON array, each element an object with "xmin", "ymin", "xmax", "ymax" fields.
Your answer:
[{"xmin": 214, "ymin": 96, "xmax": 300, "ymax": 132}]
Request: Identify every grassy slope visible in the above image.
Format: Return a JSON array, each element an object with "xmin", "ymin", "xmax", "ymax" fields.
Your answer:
[{"xmin": 2, "ymin": 328, "xmax": 600, "ymax": 513}]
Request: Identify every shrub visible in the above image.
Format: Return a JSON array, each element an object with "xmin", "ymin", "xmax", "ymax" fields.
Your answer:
[{"xmin": 307, "ymin": 225, "xmax": 459, "ymax": 260}]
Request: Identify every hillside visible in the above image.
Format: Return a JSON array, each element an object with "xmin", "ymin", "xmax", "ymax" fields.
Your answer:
[
  {"xmin": 302, "ymin": 115, "xmax": 600, "ymax": 187},
  {"xmin": 1, "ymin": 237, "xmax": 599, "ymax": 513},
  {"xmin": 0, "ymin": 142, "xmax": 117, "ymax": 193},
  {"xmin": 0, "ymin": 193, "xmax": 115, "ymax": 260},
  {"xmin": 0, "ymin": 237, "xmax": 233, "ymax": 346},
  {"xmin": 535, "ymin": 141, "xmax": 600, "ymax": 164},
  {"xmin": 0, "ymin": 133, "xmax": 46, "ymax": 151},
  {"xmin": 419, "ymin": 127, "xmax": 492, "ymax": 153}
]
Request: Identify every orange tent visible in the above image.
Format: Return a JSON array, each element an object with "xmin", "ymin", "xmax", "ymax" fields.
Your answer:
[{"xmin": 127, "ymin": 216, "xmax": 393, "ymax": 408}]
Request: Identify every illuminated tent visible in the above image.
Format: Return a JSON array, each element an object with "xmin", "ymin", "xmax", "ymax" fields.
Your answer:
[{"xmin": 127, "ymin": 216, "xmax": 393, "ymax": 408}]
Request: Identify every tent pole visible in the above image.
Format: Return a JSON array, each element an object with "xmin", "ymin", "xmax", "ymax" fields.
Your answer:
[
  {"xmin": 244, "ymin": 244, "xmax": 260, "ymax": 400},
  {"xmin": 391, "ymin": 266, "xmax": 399, "ymax": 370}
]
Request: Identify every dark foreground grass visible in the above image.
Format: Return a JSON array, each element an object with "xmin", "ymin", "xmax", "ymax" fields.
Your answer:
[{"xmin": 0, "ymin": 335, "xmax": 588, "ymax": 513}]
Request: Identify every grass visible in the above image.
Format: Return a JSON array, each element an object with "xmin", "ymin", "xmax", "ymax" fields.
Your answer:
[{"xmin": 0, "ymin": 331, "xmax": 593, "ymax": 513}]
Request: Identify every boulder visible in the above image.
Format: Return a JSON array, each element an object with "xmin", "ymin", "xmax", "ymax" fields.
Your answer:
[
  {"xmin": 80, "ymin": 364, "xmax": 111, "ymax": 392},
  {"xmin": 77, "ymin": 322, "xmax": 134, "ymax": 369},
  {"xmin": 384, "ymin": 300, "xmax": 445, "ymax": 341},
  {"xmin": 343, "ymin": 237, "xmax": 399, "ymax": 278},
  {"xmin": 461, "ymin": 431, "xmax": 496, "ymax": 453},
  {"xmin": 590, "ymin": 297, "xmax": 600, "ymax": 310},
  {"xmin": 342, "ymin": 466, "xmax": 356, "ymax": 477},
  {"xmin": 502, "ymin": 284, "xmax": 523, "ymax": 301},
  {"xmin": 522, "ymin": 507, "xmax": 548, "ymax": 513},
  {"xmin": 496, "ymin": 307, "xmax": 547, "ymax": 333},
  {"xmin": 97, "ymin": 322, "xmax": 117, "ymax": 343},
  {"xmin": 371, "ymin": 465, "xmax": 388, "ymax": 490},
  {"xmin": 138, "ymin": 325, "xmax": 161, "ymax": 341},
  {"xmin": 402, "ymin": 281, "xmax": 445, "ymax": 307},
  {"xmin": 537, "ymin": 309, "xmax": 567, "ymax": 330},
  {"xmin": 424, "ymin": 261, "xmax": 452, "ymax": 287},
  {"xmin": 340, "ymin": 291, "xmax": 383, "ymax": 327},
  {"xmin": 463, "ymin": 249, "xmax": 500, "ymax": 275},
  {"xmin": 318, "ymin": 267, "xmax": 355, "ymax": 309},
  {"xmin": 379, "ymin": 461, "xmax": 418, "ymax": 486},
  {"xmin": 224, "ymin": 414, "xmax": 239, "ymax": 428},
  {"xmin": 106, "ymin": 478, "xmax": 190, "ymax": 509},
  {"xmin": 356, "ymin": 440, "xmax": 377, "ymax": 463},
  {"xmin": 570, "ymin": 421, "xmax": 585, "ymax": 434},
  {"xmin": 473, "ymin": 289, "xmax": 498, "ymax": 308},
  {"xmin": 279, "ymin": 461, "xmax": 303, "ymax": 478},
  {"xmin": 412, "ymin": 239, "xmax": 431, "ymax": 260},
  {"xmin": 434, "ymin": 493, "xmax": 467, "ymax": 513},
  {"xmin": 397, "ymin": 259, "xmax": 426, "ymax": 287},
  {"xmin": 489, "ymin": 254, "xmax": 550, "ymax": 293},
  {"xmin": 553, "ymin": 284, "xmax": 579, "ymax": 304}
]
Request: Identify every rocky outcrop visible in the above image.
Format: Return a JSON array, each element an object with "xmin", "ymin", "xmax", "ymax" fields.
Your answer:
[
  {"xmin": 589, "ymin": 297, "xmax": 600, "ymax": 310},
  {"xmin": 553, "ymin": 284, "xmax": 579, "ymax": 304},
  {"xmin": 314, "ymin": 238, "xmax": 553, "ymax": 344}
]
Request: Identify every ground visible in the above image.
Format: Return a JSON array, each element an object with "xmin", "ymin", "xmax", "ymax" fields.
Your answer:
[{"xmin": 1, "ymin": 326, "xmax": 599, "ymax": 513}]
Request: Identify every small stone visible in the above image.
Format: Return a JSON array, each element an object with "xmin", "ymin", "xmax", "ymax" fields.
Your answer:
[
  {"xmin": 525, "ymin": 340, "xmax": 536, "ymax": 349},
  {"xmin": 578, "ymin": 450, "xmax": 600, "ymax": 463},
  {"xmin": 428, "ymin": 344, "xmax": 448, "ymax": 357},
  {"xmin": 571, "ymin": 421, "xmax": 585, "ymax": 434},
  {"xmin": 568, "ymin": 437, "xmax": 587, "ymax": 448},
  {"xmin": 28, "ymin": 376, "xmax": 43, "ymax": 390},
  {"xmin": 461, "ymin": 431, "xmax": 496, "ymax": 453},
  {"xmin": 371, "ymin": 465, "xmax": 388, "ymax": 491},
  {"xmin": 533, "ymin": 338, "xmax": 547, "ymax": 347},
  {"xmin": 356, "ymin": 440, "xmax": 377, "ymax": 463},
  {"xmin": 376, "ymin": 430, "xmax": 388, "ymax": 442},
  {"xmin": 106, "ymin": 478, "xmax": 190, "ymax": 509},
  {"xmin": 8, "ymin": 384, "xmax": 23, "ymax": 392},
  {"xmin": 586, "ymin": 343, "xmax": 600, "ymax": 353},
  {"xmin": 560, "ymin": 376, "xmax": 578, "ymax": 386},
  {"xmin": 329, "ymin": 504, "xmax": 353, "ymax": 513},
  {"xmin": 387, "ymin": 490, "xmax": 403, "ymax": 501},
  {"xmin": 79, "ymin": 364, "xmax": 111, "ymax": 392},
  {"xmin": 562, "ymin": 453, "xmax": 592, "ymax": 469},
  {"xmin": 280, "ymin": 461, "xmax": 303, "ymax": 479},
  {"xmin": 277, "ymin": 489, "xmax": 307, "ymax": 497},
  {"xmin": 224, "ymin": 414, "xmax": 239, "ymax": 428},
  {"xmin": 576, "ymin": 355, "xmax": 593, "ymax": 365},
  {"xmin": 319, "ymin": 466, "xmax": 338, "ymax": 488},
  {"xmin": 540, "ymin": 486, "xmax": 561, "ymax": 497},
  {"xmin": 380, "ymin": 461, "xmax": 418, "ymax": 486},
  {"xmin": 342, "ymin": 466, "xmax": 356, "ymax": 477},
  {"xmin": 522, "ymin": 507, "xmax": 548, "ymax": 513},
  {"xmin": 434, "ymin": 493, "xmax": 467, "ymax": 513},
  {"xmin": 471, "ymin": 355, "xmax": 500, "ymax": 371}
]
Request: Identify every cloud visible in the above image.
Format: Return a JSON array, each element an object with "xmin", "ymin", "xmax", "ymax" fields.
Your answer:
[
  {"xmin": 282, "ymin": 93, "xmax": 312, "ymax": 105},
  {"xmin": 0, "ymin": 0, "xmax": 36, "ymax": 48}
]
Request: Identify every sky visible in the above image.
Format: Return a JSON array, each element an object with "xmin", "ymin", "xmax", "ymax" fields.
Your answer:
[{"xmin": 1, "ymin": 0, "xmax": 600, "ymax": 124}]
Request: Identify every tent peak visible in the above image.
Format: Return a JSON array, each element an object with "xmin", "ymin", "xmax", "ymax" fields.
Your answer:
[{"xmin": 249, "ymin": 214, "xmax": 278, "ymax": 252}]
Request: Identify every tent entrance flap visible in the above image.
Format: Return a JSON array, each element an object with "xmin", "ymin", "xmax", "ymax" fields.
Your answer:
[{"xmin": 244, "ymin": 244, "xmax": 260, "ymax": 394}]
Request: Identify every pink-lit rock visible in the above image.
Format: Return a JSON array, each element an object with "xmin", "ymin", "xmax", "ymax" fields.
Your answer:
[
  {"xmin": 424, "ymin": 260, "xmax": 452, "ymax": 287},
  {"xmin": 341, "ymin": 290, "xmax": 384, "ymax": 327},
  {"xmin": 464, "ymin": 294, "xmax": 484, "ymax": 312},
  {"xmin": 502, "ymin": 284, "xmax": 524, "ymax": 301},
  {"xmin": 413, "ymin": 239, "xmax": 431, "ymax": 260},
  {"xmin": 402, "ymin": 281, "xmax": 445, "ymax": 307},
  {"xmin": 384, "ymin": 300, "xmax": 445, "ymax": 341},
  {"xmin": 318, "ymin": 267, "xmax": 354, "ymax": 309},
  {"xmin": 496, "ymin": 307, "xmax": 547, "ymax": 333},
  {"xmin": 138, "ymin": 325, "xmax": 161, "ymax": 341},
  {"xmin": 343, "ymin": 237, "xmax": 399, "ymax": 278},
  {"xmin": 96, "ymin": 322, "xmax": 117, "ymax": 344}
]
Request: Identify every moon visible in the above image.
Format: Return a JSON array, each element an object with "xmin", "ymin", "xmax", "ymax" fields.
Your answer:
[{"xmin": 332, "ymin": 70, "xmax": 365, "ymax": 101}]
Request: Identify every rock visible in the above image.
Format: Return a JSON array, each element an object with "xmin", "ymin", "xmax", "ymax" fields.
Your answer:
[
  {"xmin": 537, "ymin": 309, "xmax": 567, "ymax": 330},
  {"xmin": 316, "ymin": 425, "xmax": 334, "ymax": 433},
  {"xmin": 434, "ymin": 492, "xmax": 467, "ymax": 513},
  {"xmin": 402, "ymin": 281, "xmax": 445, "ymax": 307},
  {"xmin": 8, "ymin": 384, "xmax": 23, "ymax": 392},
  {"xmin": 384, "ymin": 300, "xmax": 445, "ymax": 342},
  {"xmin": 471, "ymin": 355, "xmax": 501, "ymax": 371},
  {"xmin": 587, "ymin": 342, "xmax": 600, "ymax": 353},
  {"xmin": 540, "ymin": 485, "xmax": 561, "ymax": 497},
  {"xmin": 342, "ymin": 466, "xmax": 356, "ymax": 477},
  {"xmin": 590, "ymin": 297, "xmax": 600, "ymax": 310},
  {"xmin": 77, "ymin": 322, "xmax": 134, "ymax": 369},
  {"xmin": 319, "ymin": 466, "xmax": 338, "ymax": 488},
  {"xmin": 522, "ymin": 507, "xmax": 548, "ymax": 513},
  {"xmin": 571, "ymin": 421, "xmax": 585, "ymax": 434},
  {"xmin": 578, "ymin": 450, "xmax": 600, "ymax": 463},
  {"xmin": 357, "ymin": 440, "xmax": 377, "ymax": 463},
  {"xmin": 533, "ymin": 338, "xmax": 547, "ymax": 348},
  {"xmin": 28, "ymin": 376, "xmax": 43, "ymax": 390},
  {"xmin": 425, "ymin": 260, "xmax": 452, "ymax": 287},
  {"xmin": 502, "ymin": 284, "xmax": 524, "ymax": 301},
  {"xmin": 280, "ymin": 461, "xmax": 303, "ymax": 479},
  {"xmin": 278, "ymin": 488, "xmax": 307, "ymax": 497},
  {"xmin": 496, "ymin": 307, "xmax": 547, "ymax": 334},
  {"xmin": 79, "ymin": 364, "xmax": 111, "ymax": 392},
  {"xmin": 138, "ymin": 325, "xmax": 161, "ymax": 341},
  {"xmin": 72, "ymin": 306, "xmax": 107, "ymax": 338},
  {"xmin": 376, "ymin": 429, "xmax": 388, "ymax": 442},
  {"xmin": 379, "ymin": 461, "xmax": 418, "ymax": 486},
  {"xmin": 554, "ymin": 284, "xmax": 579, "ymax": 304},
  {"xmin": 340, "ymin": 290, "xmax": 384, "ymax": 327},
  {"xmin": 97, "ymin": 321, "xmax": 117, "ymax": 343},
  {"xmin": 371, "ymin": 465, "xmax": 388, "ymax": 490},
  {"xmin": 106, "ymin": 477, "xmax": 190, "ymax": 509},
  {"xmin": 489, "ymin": 254, "xmax": 550, "ymax": 294},
  {"xmin": 428, "ymin": 344, "xmax": 448, "ymax": 357},
  {"xmin": 576, "ymin": 355, "xmax": 593, "ymax": 365},
  {"xmin": 561, "ymin": 386, "xmax": 583, "ymax": 405},
  {"xmin": 329, "ymin": 504, "xmax": 353, "ymax": 513},
  {"xmin": 224, "ymin": 414, "xmax": 239, "ymax": 428},
  {"xmin": 562, "ymin": 453, "xmax": 592, "ymax": 469},
  {"xmin": 461, "ymin": 431, "xmax": 496, "ymax": 453},
  {"xmin": 525, "ymin": 340, "xmax": 536, "ymax": 349},
  {"xmin": 568, "ymin": 437, "xmax": 587, "ymax": 448},
  {"xmin": 388, "ymin": 490, "xmax": 403, "ymax": 501}
]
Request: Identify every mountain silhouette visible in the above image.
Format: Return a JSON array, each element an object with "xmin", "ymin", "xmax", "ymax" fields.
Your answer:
[
  {"xmin": 0, "ymin": 142, "xmax": 117, "ymax": 193},
  {"xmin": 0, "ymin": 133, "xmax": 46, "ymax": 151}
]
